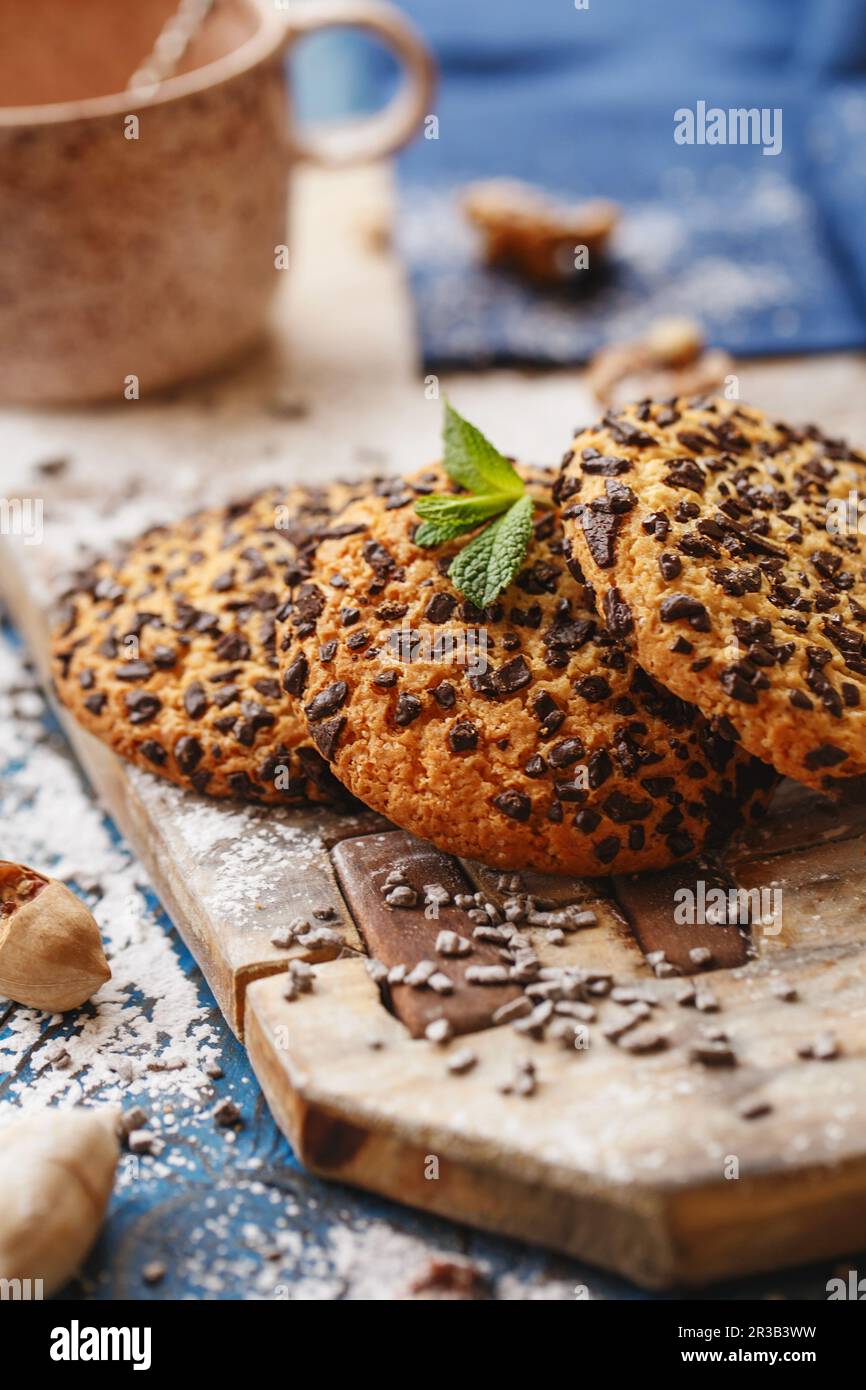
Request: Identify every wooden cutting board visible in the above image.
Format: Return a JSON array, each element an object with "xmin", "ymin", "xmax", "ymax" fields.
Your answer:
[
  {"xmin": 8, "ymin": 520, "xmax": 866, "ymax": 1289},
  {"xmin": 4, "ymin": 164, "xmax": 866, "ymax": 1288},
  {"xmin": 242, "ymin": 795, "xmax": 866, "ymax": 1290}
]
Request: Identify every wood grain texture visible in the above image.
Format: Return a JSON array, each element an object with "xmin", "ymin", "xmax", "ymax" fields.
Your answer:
[
  {"xmin": 612, "ymin": 863, "xmax": 752, "ymax": 973},
  {"xmin": 333, "ymin": 830, "xmax": 521, "ymax": 1037},
  {"xmin": 247, "ymin": 937, "xmax": 866, "ymax": 1288},
  {"xmin": 734, "ymin": 834, "xmax": 866, "ymax": 956},
  {"xmin": 732, "ymin": 777, "xmax": 866, "ymax": 861}
]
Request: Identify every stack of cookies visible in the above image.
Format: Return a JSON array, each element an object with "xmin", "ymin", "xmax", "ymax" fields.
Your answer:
[
  {"xmin": 52, "ymin": 396, "xmax": 866, "ymax": 880},
  {"xmin": 559, "ymin": 398, "xmax": 866, "ymax": 796}
]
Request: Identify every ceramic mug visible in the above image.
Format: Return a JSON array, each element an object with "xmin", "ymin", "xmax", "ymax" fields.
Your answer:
[{"xmin": 0, "ymin": 0, "xmax": 435, "ymax": 404}]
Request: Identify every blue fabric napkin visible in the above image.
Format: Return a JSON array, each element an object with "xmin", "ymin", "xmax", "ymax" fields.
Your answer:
[{"xmin": 360, "ymin": 0, "xmax": 866, "ymax": 366}]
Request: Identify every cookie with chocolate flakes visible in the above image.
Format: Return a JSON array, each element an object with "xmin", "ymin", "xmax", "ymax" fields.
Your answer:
[
  {"xmin": 276, "ymin": 467, "xmax": 775, "ymax": 875},
  {"xmin": 52, "ymin": 483, "xmax": 368, "ymax": 803},
  {"xmin": 560, "ymin": 396, "xmax": 866, "ymax": 793}
]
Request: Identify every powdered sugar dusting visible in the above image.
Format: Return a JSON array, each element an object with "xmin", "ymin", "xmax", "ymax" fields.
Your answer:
[{"xmin": 0, "ymin": 630, "xmax": 221, "ymax": 1107}]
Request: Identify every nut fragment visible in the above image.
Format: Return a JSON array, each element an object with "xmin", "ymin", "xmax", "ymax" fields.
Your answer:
[
  {"xmin": 644, "ymin": 316, "xmax": 704, "ymax": 368},
  {"xmin": 447, "ymin": 1048, "xmax": 478, "ymax": 1075},
  {"xmin": 0, "ymin": 1108, "xmax": 119, "ymax": 1295},
  {"xmin": 0, "ymin": 861, "xmax": 111, "ymax": 1011},
  {"xmin": 585, "ymin": 318, "xmax": 733, "ymax": 406},
  {"xmin": 213, "ymin": 1098, "xmax": 243, "ymax": 1128},
  {"xmin": 425, "ymin": 1017, "xmax": 453, "ymax": 1045},
  {"xmin": 462, "ymin": 178, "xmax": 620, "ymax": 283},
  {"xmin": 690, "ymin": 1040, "xmax": 737, "ymax": 1067},
  {"xmin": 408, "ymin": 1254, "xmax": 489, "ymax": 1299}
]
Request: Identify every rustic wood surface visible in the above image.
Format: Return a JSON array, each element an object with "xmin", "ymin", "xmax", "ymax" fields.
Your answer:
[
  {"xmin": 244, "ymin": 778, "xmax": 866, "ymax": 1288},
  {"xmin": 3, "ymin": 162, "xmax": 866, "ymax": 1293},
  {"xmin": 246, "ymin": 939, "xmax": 866, "ymax": 1288}
]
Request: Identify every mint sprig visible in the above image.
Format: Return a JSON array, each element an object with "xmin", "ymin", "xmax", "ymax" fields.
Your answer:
[
  {"xmin": 414, "ymin": 402, "xmax": 535, "ymax": 607},
  {"xmin": 414, "ymin": 492, "xmax": 512, "ymax": 547},
  {"xmin": 448, "ymin": 494, "xmax": 535, "ymax": 608}
]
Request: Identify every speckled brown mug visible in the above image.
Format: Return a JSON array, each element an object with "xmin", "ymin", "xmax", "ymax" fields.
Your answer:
[{"xmin": 0, "ymin": 0, "xmax": 435, "ymax": 404}]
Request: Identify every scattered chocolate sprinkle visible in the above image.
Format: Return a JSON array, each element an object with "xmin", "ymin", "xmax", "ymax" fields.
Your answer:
[
  {"xmin": 664, "ymin": 457, "xmax": 706, "ymax": 493},
  {"xmin": 797, "ymin": 1031, "xmax": 839, "ymax": 1061},
  {"xmin": 446, "ymin": 1049, "xmax": 478, "ymax": 1076},
  {"xmin": 738, "ymin": 1098, "xmax": 772, "ymax": 1120},
  {"xmin": 618, "ymin": 1024, "xmax": 667, "ymax": 1054},
  {"xmin": 574, "ymin": 674, "xmax": 611, "ymax": 702},
  {"xmin": 213, "ymin": 1098, "xmax": 243, "ymax": 1128},
  {"xmin": 770, "ymin": 980, "xmax": 798, "ymax": 1003},
  {"xmin": 690, "ymin": 1040, "xmax": 737, "ymax": 1067},
  {"xmin": 603, "ymin": 412, "xmax": 655, "ymax": 448}
]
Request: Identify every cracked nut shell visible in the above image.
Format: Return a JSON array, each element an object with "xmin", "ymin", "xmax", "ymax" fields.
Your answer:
[{"xmin": 0, "ymin": 862, "xmax": 111, "ymax": 1011}]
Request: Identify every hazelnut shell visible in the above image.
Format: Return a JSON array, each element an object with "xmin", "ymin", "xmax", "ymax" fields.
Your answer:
[
  {"xmin": 0, "ymin": 869, "xmax": 110, "ymax": 1011},
  {"xmin": 0, "ymin": 1108, "xmax": 119, "ymax": 1294}
]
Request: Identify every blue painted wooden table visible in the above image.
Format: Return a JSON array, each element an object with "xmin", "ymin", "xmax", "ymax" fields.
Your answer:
[{"xmin": 0, "ymin": 615, "xmax": 851, "ymax": 1301}]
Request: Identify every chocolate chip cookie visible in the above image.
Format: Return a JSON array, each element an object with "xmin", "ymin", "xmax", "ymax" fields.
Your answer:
[
  {"xmin": 276, "ymin": 467, "xmax": 775, "ymax": 875},
  {"xmin": 560, "ymin": 396, "xmax": 866, "ymax": 792},
  {"xmin": 52, "ymin": 484, "xmax": 365, "ymax": 803}
]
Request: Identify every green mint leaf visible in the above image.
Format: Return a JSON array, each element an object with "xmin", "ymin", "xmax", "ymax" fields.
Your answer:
[
  {"xmin": 442, "ymin": 401, "xmax": 524, "ymax": 499},
  {"xmin": 415, "ymin": 494, "xmax": 511, "ymax": 524},
  {"xmin": 415, "ymin": 519, "xmax": 466, "ymax": 547},
  {"xmin": 414, "ymin": 492, "xmax": 512, "ymax": 547},
  {"xmin": 448, "ymin": 494, "xmax": 535, "ymax": 607}
]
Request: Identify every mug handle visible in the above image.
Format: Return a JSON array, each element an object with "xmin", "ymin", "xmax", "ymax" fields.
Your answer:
[{"xmin": 281, "ymin": 0, "xmax": 436, "ymax": 167}]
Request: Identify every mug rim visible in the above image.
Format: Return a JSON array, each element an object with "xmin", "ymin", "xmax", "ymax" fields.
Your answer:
[{"xmin": 0, "ymin": 1, "xmax": 288, "ymax": 128}]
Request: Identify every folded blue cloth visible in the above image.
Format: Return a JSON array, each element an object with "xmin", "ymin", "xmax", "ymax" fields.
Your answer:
[{"xmin": 364, "ymin": 0, "xmax": 866, "ymax": 365}]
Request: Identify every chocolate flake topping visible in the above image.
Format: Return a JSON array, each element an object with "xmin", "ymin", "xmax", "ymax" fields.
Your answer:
[
  {"xmin": 658, "ymin": 593, "xmax": 712, "ymax": 632},
  {"xmin": 282, "ymin": 651, "xmax": 309, "ymax": 696},
  {"xmin": 312, "ymin": 716, "xmax": 346, "ymax": 760},
  {"xmin": 491, "ymin": 790, "xmax": 532, "ymax": 822},
  {"xmin": 305, "ymin": 681, "xmax": 349, "ymax": 722}
]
